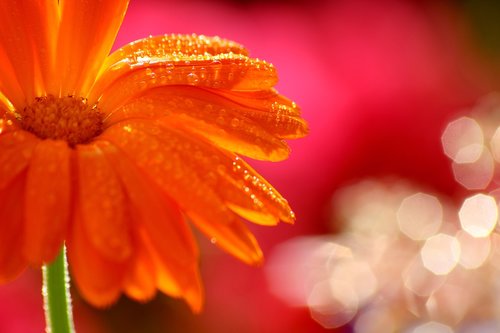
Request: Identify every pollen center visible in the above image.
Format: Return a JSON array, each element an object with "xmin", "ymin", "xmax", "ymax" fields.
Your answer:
[{"xmin": 19, "ymin": 95, "xmax": 103, "ymax": 146}]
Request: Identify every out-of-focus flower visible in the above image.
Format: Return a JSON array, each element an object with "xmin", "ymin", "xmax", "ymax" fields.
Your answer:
[{"xmin": 0, "ymin": 0, "xmax": 307, "ymax": 311}]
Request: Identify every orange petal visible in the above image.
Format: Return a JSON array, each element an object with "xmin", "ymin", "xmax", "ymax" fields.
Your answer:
[
  {"xmin": 0, "ymin": 173, "xmax": 27, "ymax": 283},
  {"xmin": 224, "ymin": 155, "xmax": 296, "ymax": 225},
  {"xmin": 137, "ymin": 230, "xmax": 203, "ymax": 312},
  {"xmin": 100, "ymin": 123, "xmax": 264, "ymax": 265},
  {"xmin": 20, "ymin": 0, "xmax": 59, "ymax": 95},
  {"xmin": 189, "ymin": 212, "xmax": 263, "ymax": 266},
  {"xmin": 97, "ymin": 141, "xmax": 197, "ymax": 264},
  {"xmin": 216, "ymin": 88, "xmax": 301, "ymax": 114},
  {"xmin": 0, "ymin": 46, "xmax": 25, "ymax": 109},
  {"xmin": 97, "ymin": 140, "xmax": 203, "ymax": 309},
  {"xmin": 57, "ymin": 0, "xmax": 129, "ymax": 96},
  {"xmin": 0, "ymin": 92, "xmax": 15, "ymax": 113},
  {"xmin": 136, "ymin": 120, "xmax": 295, "ymax": 225},
  {"xmin": 209, "ymin": 88, "xmax": 308, "ymax": 139},
  {"xmin": 131, "ymin": 228, "xmax": 204, "ymax": 312},
  {"xmin": 91, "ymin": 34, "xmax": 249, "ymax": 103},
  {"xmin": 0, "ymin": 131, "xmax": 38, "ymax": 190},
  {"xmin": 104, "ymin": 86, "xmax": 292, "ymax": 161},
  {"xmin": 23, "ymin": 140, "xmax": 71, "ymax": 265},
  {"xmin": 92, "ymin": 37, "xmax": 276, "ymax": 111},
  {"xmin": 152, "ymin": 250, "xmax": 204, "ymax": 313},
  {"xmin": 103, "ymin": 34, "xmax": 249, "ymax": 71},
  {"xmin": 123, "ymin": 232, "xmax": 157, "ymax": 302},
  {"xmin": 67, "ymin": 202, "xmax": 128, "ymax": 307},
  {"xmin": 75, "ymin": 143, "xmax": 132, "ymax": 262},
  {"xmin": 0, "ymin": 0, "xmax": 59, "ymax": 100}
]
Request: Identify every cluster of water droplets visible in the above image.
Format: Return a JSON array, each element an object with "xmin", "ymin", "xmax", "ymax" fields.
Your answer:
[
  {"xmin": 97, "ymin": 34, "xmax": 277, "ymax": 112},
  {"xmin": 127, "ymin": 53, "xmax": 274, "ymax": 92},
  {"xmin": 90, "ymin": 34, "xmax": 285, "ymax": 141},
  {"xmin": 231, "ymin": 156, "xmax": 295, "ymax": 222}
]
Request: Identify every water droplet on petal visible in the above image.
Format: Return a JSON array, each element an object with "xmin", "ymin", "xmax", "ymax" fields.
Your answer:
[
  {"xmin": 187, "ymin": 73, "xmax": 199, "ymax": 85},
  {"xmin": 230, "ymin": 118, "xmax": 240, "ymax": 128}
]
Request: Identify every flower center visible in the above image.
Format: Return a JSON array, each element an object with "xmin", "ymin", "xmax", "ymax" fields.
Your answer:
[{"xmin": 19, "ymin": 95, "xmax": 103, "ymax": 146}]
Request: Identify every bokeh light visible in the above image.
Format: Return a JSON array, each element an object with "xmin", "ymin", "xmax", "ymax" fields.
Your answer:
[
  {"xmin": 397, "ymin": 193, "xmax": 443, "ymax": 240},
  {"xmin": 420, "ymin": 234, "xmax": 460, "ymax": 275},
  {"xmin": 267, "ymin": 177, "xmax": 500, "ymax": 332},
  {"xmin": 456, "ymin": 230, "xmax": 491, "ymax": 269},
  {"xmin": 307, "ymin": 280, "xmax": 358, "ymax": 329},
  {"xmin": 403, "ymin": 255, "xmax": 446, "ymax": 297},
  {"xmin": 410, "ymin": 321, "xmax": 453, "ymax": 333},
  {"xmin": 330, "ymin": 260, "xmax": 377, "ymax": 305},
  {"xmin": 353, "ymin": 308, "xmax": 397, "ymax": 333},
  {"xmin": 459, "ymin": 194, "xmax": 498, "ymax": 237},
  {"xmin": 451, "ymin": 148, "xmax": 494, "ymax": 190},
  {"xmin": 443, "ymin": 94, "xmax": 500, "ymax": 193},
  {"xmin": 489, "ymin": 126, "xmax": 500, "ymax": 162},
  {"xmin": 441, "ymin": 117, "xmax": 484, "ymax": 163}
]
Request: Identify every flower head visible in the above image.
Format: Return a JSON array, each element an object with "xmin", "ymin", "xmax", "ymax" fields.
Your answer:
[{"xmin": 0, "ymin": 0, "xmax": 307, "ymax": 311}]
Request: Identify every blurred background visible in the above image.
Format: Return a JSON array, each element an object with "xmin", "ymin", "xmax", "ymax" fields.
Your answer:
[{"xmin": 3, "ymin": 0, "xmax": 500, "ymax": 332}]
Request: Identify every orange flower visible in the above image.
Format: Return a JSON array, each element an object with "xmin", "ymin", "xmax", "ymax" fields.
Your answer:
[{"xmin": 0, "ymin": 0, "xmax": 307, "ymax": 311}]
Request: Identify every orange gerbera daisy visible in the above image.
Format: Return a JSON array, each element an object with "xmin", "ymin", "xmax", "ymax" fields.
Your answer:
[{"xmin": 0, "ymin": 0, "xmax": 307, "ymax": 311}]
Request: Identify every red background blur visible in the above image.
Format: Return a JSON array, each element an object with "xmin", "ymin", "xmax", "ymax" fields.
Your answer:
[{"xmin": 1, "ymin": 0, "xmax": 500, "ymax": 332}]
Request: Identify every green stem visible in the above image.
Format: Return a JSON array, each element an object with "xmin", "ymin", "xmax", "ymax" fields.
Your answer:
[{"xmin": 43, "ymin": 245, "xmax": 75, "ymax": 333}]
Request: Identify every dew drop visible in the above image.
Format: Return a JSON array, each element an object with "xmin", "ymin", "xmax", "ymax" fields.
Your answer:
[
  {"xmin": 187, "ymin": 73, "xmax": 199, "ymax": 85},
  {"xmin": 136, "ymin": 56, "xmax": 151, "ymax": 65},
  {"xmin": 230, "ymin": 118, "xmax": 240, "ymax": 128}
]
